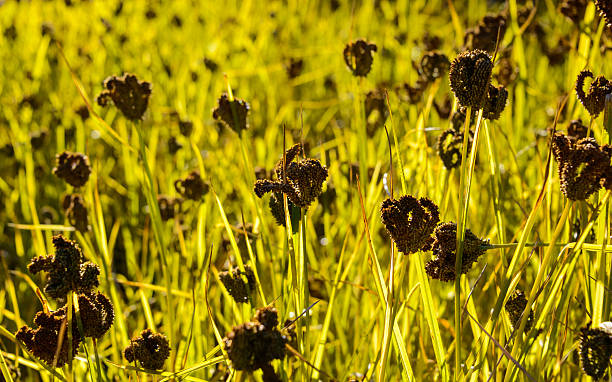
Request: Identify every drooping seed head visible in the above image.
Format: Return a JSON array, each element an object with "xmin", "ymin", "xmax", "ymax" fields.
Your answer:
[
  {"xmin": 97, "ymin": 73, "xmax": 152, "ymax": 121},
  {"xmin": 449, "ymin": 50, "xmax": 494, "ymax": 109}
]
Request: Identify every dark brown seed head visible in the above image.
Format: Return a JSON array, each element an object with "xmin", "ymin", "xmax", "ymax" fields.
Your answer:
[
  {"xmin": 505, "ymin": 289, "xmax": 534, "ymax": 332},
  {"xmin": 174, "ymin": 171, "xmax": 209, "ymax": 201},
  {"xmin": 424, "ymin": 222, "xmax": 488, "ymax": 282},
  {"xmin": 77, "ymin": 292, "xmax": 114, "ymax": 339},
  {"xmin": 53, "ymin": 151, "xmax": 91, "ymax": 188},
  {"xmin": 97, "ymin": 73, "xmax": 152, "ymax": 121},
  {"xmin": 62, "ymin": 194, "xmax": 88, "ymax": 232},
  {"xmin": 395, "ymin": 78, "xmax": 429, "ymax": 104},
  {"xmin": 482, "ymin": 84, "xmax": 508, "ymax": 120},
  {"xmin": 495, "ymin": 57, "xmax": 518, "ymax": 87},
  {"xmin": 575, "ymin": 70, "xmax": 612, "ymax": 117},
  {"xmin": 16, "ymin": 306, "xmax": 81, "ymax": 367},
  {"xmin": 157, "ymin": 195, "xmax": 181, "ymax": 221},
  {"xmin": 567, "ymin": 119, "xmax": 592, "ymax": 140},
  {"xmin": 27, "ymin": 235, "xmax": 100, "ymax": 299},
  {"xmin": 578, "ymin": 324, "xmax": 612, "ymax": 380},
  {"xmin": 594, "ymin": 0, "xmax": 612, "ymax": 28},
  {"xmin": 437, "ymin": 127, "xmax": 474, "ymax": 169},
  {"xmin": 419, "ymin": 51, "xmax": 450, "ymax": 81},
  {"xmin": 75, "ymin": 105, "xmax": 90, "ymax": 121},
  {"xmin": 365, "ymin": 88, "xmax": 388, "ymax": 135},
  {"xmin": 285, "ymin": 57, "xmax": 304, "ymax": 79},
  {"xmin": 343, "ymin": 39, "xmax": 377, "ymax": 77},
  {"xmin": 254, "ymin": 307, "xmax": 279, "ymax": 330},
  {"xmin": 29, "ymin": 130, "xmax": 48, "ymax": 149},
  {"xmin": 560, "ymin": 0, "xmax": 588, "ymax": 23},
  {"xmin": 179, "ymin": 119, "xmax": 193, "ymax": 136},
  {"xmin": 212, "ymin": 93, "xmax": 250, "ymax": 133},
  {"xmin": 449, "ymin": 50, "xmax": 493, "ymax": 109},
  {"xmin": 463, "ymin": 14, "xmax": 507, "ymax": 52},
  {"xmin": 124, "ymin": 329, "xmax": 170, "ymax": 370},
  {"xmin": 218, "ymin": 265, "xmax": 256, "ymax": 304},
  {"xmin": 268, "ymin": 192, "xmax": 300, "ymax": 233},
  {"xmin": 552, "ymin": 132, "xmax": 611, "ymax": 200},
  {"xmin": 380, "ymin": 195, "xmax": 440, "ymax": 255}
]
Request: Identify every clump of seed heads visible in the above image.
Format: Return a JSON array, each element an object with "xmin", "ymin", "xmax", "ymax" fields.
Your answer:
[
  {"xmin": 53, "ymin": 151, "xmax": 91, "ymax": 188},
  {"xmin": 578, "ymin": 322, "xmax": 612, "ymax": 380},
  {"xmin": 343, "ymin": 39, "xmax": 377, "ymax": 77},
  {"xmin": 219, "ymin": 265, "xmax": 256, "ymax": 304},
  {"xmin": 575, "ymin": 70, "xmax": 612, "ymax": 117},
  {"xmin": 62, "ymin": 194, "xmax": 88, "ymax": 232},
  {"xmin": 124, "ymin": 329, "xmax": 170, "ymax": 370},
  {"xmin": 174, "ymin": 170, "xmax": 209, "ymax": 201},
  {"xmin": 97, "ymin": 73, "xmax": 152, "ymax": 121},
  {"xmin": 505, "ymin": 289, "xmax": 534, "ymax": 332},
  {"xmin": 212, "ymin": 93, "xmax": 250, "ymax": 132}
]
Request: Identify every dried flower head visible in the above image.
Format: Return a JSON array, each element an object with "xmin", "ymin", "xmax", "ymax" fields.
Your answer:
[
  {"xmin": 343, "ymin": 39, "xmax": 377, "ymax": 77},
  {"xmin": 437, "ymin": 127, "xmax": 474, "ymax": 169},
  {"xmin": 552, "ymin": 132, "xmax": 612, "ymax": 200},
  {"xmin": 576, "ymin": 70, "xmax": 612, "ymax": 117},
  {"xmin": 223, "ymin": 307, "xmax": 287, "ymax": 372},
  {"xmin": 219, "ymin": 265, "xmax": 256, "ymax": 304},
  {"xmin": 212, "ymin": 93, "xmax": 250, "ymax": 132},
  {"xmin": 268, "ymin": 192, "xmax": 301, "ymax": 233},
  {"xmin": 53, "ymin": 151, "xmax": 91, "ymax": 188},
  {"xmin": 124, "ymin": 329, "xmax": 170, "ymax": 370},
  {"xmin": 595, "ymin": 0, "xmax": 612, "ymax": 27},
  {"xmin": 62, "ymin": 194, "xmax": 88, "ymax": 232},
  {"xmin": 157, "ymin": 195, "xmax": 181, "ymax": 221},
  {"xmin": 505, "ymin": 290, "xmax": 534, "ymax": 332},
  {"xmin": 449, "ymin": 50, "xmax": 493, "ymax": 109},
  {"xmin": 285, "ymin": 58, "xmax": 304, "ymax": 79},
  {"xmin": 380, "ymin": 195, "xmax": 440, "ymax": 254},
  {"xmin": 77, "ymin": 292, "xmax": 114, "ymax": 339},
  {"xmin": 179, "ymin": 119, "xmax": 193, "ymax": 136},
  {"xmin": 560, "ymin": 0, "xmax": 588, "ymax": 23},
  {"xmin": 579, "ymin": 324, "xmax": 612, "ymax": 380},
  {"xmin": 424, "ymin": 222, "xmax": 488, "ymax": 282},
  {"xmin": 365, "ymin": 88, "xmax": 389, "ymax": 134},
  {"xmin": 567, "ymin": 119, "xmax": 592, "ymax": 140},
  {"xmin": 482, "ymin": 84, "xmax": 508, "ymax": 120},
  {"xmin": 97, "ymin": 73, "xmax": 152, "ymax": 121},
  {"xmin": 254, "ymin": 143, "xmax": 328, "ymax": 209},
  {"xmin": 419, "ymin": 51, "xmax": 450, "ymax": 81},
  {"xmin": 16, "ymin": 306, "xmax": 81, "ymax": 367},
  {"xmin": 396, "ymin": 79, "xmax": 428, "ymax": 104},
  {"xmin": 27, "ymin": 235, "xmax": 100, "ymax": 299},
  {"xmin": 75, "ymin": 105, "xmax": 90, "ymax": 121},
  {"xmin": 464, "ymin": 14, "xmax": 507, "ymax": 52},
  {"xmin": 174, "ymin": 171, "xmax": 209, "ymax": 201},
  {"xmin": 495, "ymin": 57, "xmax": 518, "ymax": 87}
]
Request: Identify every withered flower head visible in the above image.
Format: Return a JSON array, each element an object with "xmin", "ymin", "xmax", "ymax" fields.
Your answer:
[
  {"xmin": 494, "ymin": 57, "xmax": 518, "ymax": 87},
  {"xmin": 16, "ymin": 306, "xmax": 81, "ymax": 367},
  {"xmin": 578, "ymin": 324, "xmax": 612, "ymax": 380},
  {"xmin": 223, "ymin": 307, "xmax": 287, "ymax": 372},
  {"xmin": 437, "ymin": 127, "xmax": 474, "ymax": 169},
  {"xmin": 97, "ymin": 73, "xmax": 152, "ymax": 121},
  {"xmin": 395, "ymin": 79, "xmax": 428, "ymax": 104},
  {"xmin": 179, "ymin": 119, "xmax": 193, "ymax": 136},
  {"xmin": 174, "ymin": 171, "xmax": 209, "ymax": 201},
  {"xmin": 424, "ymin": 222, "xmax": 488, "ymax": 282},
  {"xmin": 268, "ymin": 192, "xmax": 300, "ymax": 233},
  {"xmin": 77, "ymin": 292, "xmax": 114, "ymax": 339},
  {"xmin": 124, "ymin": 329, "xmax": 170, "ymax": 370},
  {"xmin": 575, "ymin": 70, "xmax": 612, "ymax": 117},
  {"xmin": 157, "ymin": 195, "xmax": 181, "ymax": 221},
  {"xmin": 380, "ymin": 195, "xmax": 440, "ymax": 254},
  {"xmin": 62, "ymin": 194, "xmax": 88, "ymax": 232},
  {"xmin": 505, "ymin": 290, "xmax": 534, "ymax": 332},
  {"xmin": 419, "ymin": 51, "xmax": 450, "ymax": 81},
  {"xmin": 449, "ymin": 50, "xmax": 493, "ymax": 109},
  {"xmin": 285, "ymin": 57, "xmax": 304, "ymax": 79},
  {"xmin": 53, "ymin": 151, "xmax": 91, "ymax": 188},
  {"xmin": 212, "ymin": 93, "xmax": 250, "ymax": 132},
  {"xmin": 567, "ymin": 119, "xmax": 592, "ymax": 140},
  {"xmin": 464, "ymin": 14, "xmax": 507, "ymax": 52},
  {"xmin": 482, "ymin": 84, "xmax": 508, "ymax": 120},
  {"xmin": 365, "ymin": 88, "xmax": 389, "ymax": 134},
  {"xmin": 27, "ymin": 235, "xmax": 100, "ymax": 299},
  {"xmin": 254, "ymin": 143, "xmax": 328, "ymax": 209},
  {"xmin": 343, "ymin": 39, "xmax": 377, "ymax": 77},
  {"xmin": 595, "ymin": 0, "xmax": 612, "ymax": 27},
  {"xmin": 560, "ymin": 0, "xmax": 588, "ymax": 23},
  {"xmin": 219, "ymin": 265, "xmax": 256, "ymax": 304},
  {"xmin": 552, "ymin": 132, "xmax": 612, "ymax": 200}
]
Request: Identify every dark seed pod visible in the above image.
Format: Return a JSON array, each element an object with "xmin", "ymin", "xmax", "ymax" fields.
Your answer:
[
  {"xmin": 560, "ymin": 0, "xmax": 588, "ymax": 23},
  {"xmin": 29, "ymin": 130, "xmax": 48, "ymax": 149},
  {"xmin": 364, "ymin": 88, "xmax": 388, "ymax": 135},
  {"xmin": 53, "ymin": 151, "xmax": 91, "ymax": 188},
  {"xmin": 157, "ymin": 195, "xmax": 181, "ymax": 221},
  {"xmin": 437, "ymin": 127, "xmax": 473, "ymax": 169},
  {"xmin": 77, "ymin": 292, "xmax": 114, "ymax": 339},
  {"xmin": 268, "ymin": 192, "xmax": 300, "ymax": 233},
  {"xmin": 218, "ymin": 265, "xmax": 256, "ymax": 304},
  {"xmin": 419, "ymin": 51, "xmax": 450, "ymax": 81},
  {"xmin": 552, "ymin": 132, "xmax": 611, "ymax": 200},
  {"xmin": 343, "ymin": 39, "xmax": 377, "ymax": 77},
  {"xmin": 494, "ymin": 57, "xmax": 518, "ymax": 87},
  {"xmin": 203, "ymin": 57, "xmax": 218, "ymax": 72},
  {"xmin": 567, "ymin": 119, "xmax": 592, "ymax": 140},
  {"xmin": 212, "ymin": 93, "xmax": 250, "ymax": 133},
  {"xmin": 62, "ymin": 194, "xmax": 88, "ymax": 232},
  {"xmin": 97, "ymin": 73, "xmax": 152, "ymax": 121},
  {"xmin": 595, "ymin": 0, "xmax": 612, "ymax": 28},
  {"xmin": 223, "ymin": 307, "xmax": 287, "ymax": 372},
  {"xmin": 505, "ymin": 290, "xmax": 534, "ymax": 332},
  {"xmin": 464, "ymin": 14, "xmax": 507, "ymax": 52},
  {"xmin": 27, "ymin": 235, "xmax": 100, "ymax": 299},
  {"xmin": 482, "ymin": 85, "xmax": 508, "ymax": 120},
  {"xmin": 424, "ymin": 222, "xmax": 488, "ymax": 282},
  {"xmin": 575, "ymin": 70, "xmax": 612, "ymax": 117},
  {"xmin": 285, "ymin": 58, "xmax": 304, "ymax": 79},
  {"xmin": 124, "ymin": 329, "xmax": 170, "ymax": 370},
  {"xmin": 16, "ymin": 306, "xmax": 81, "ymax": 367},
  {"xmin": 449, "ymin": 50, "xmax": 493, "ymax": 109},
  {"xmin": 75, "ymin": 105, "xmax": 90, "ymax": 121},
  {"xmin": 179, "ymin": 119, "xmax": 193, "ymax": 136},
  {"xmin": 167, "ymin": 136, "xmax": 182, "ymax": 154},
  {"xmin": 380, "ymin": 195, "xmax": 440, "ymax": 255},
  {"xmin": 395, "ymin": 80, "xmax": 428, "ymax": 104},
  {"xmin": 174, "ymin": 171, "xmax": 209, "ymax": 201},
  {"xmin": 254, "ymin": 143, "xmax": 328, "ymax": 209},
  {"xmin": 578, "ymin": 324, "xmax": 612, "ymax": 380}
]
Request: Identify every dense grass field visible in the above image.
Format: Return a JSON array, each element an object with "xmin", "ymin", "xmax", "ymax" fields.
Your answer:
[{"xmin": 1, "ymin": 0, "xmax": 612, "ymax": 381}]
